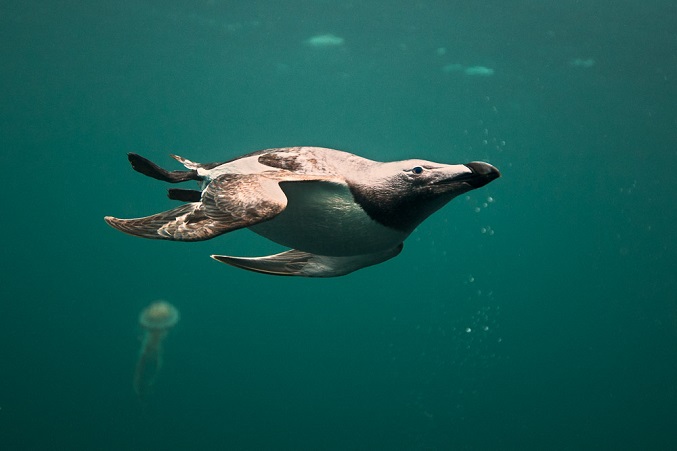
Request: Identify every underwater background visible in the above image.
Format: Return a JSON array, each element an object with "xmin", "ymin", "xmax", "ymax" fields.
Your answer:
[{"xmin": 1, "ymin": 1, "xmax": 676, "ymax": 449}]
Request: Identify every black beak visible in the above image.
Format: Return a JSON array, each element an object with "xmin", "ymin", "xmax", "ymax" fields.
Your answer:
[{"xmin": 463, "ymin": 162, "xmax": 501, "ymax": 188}]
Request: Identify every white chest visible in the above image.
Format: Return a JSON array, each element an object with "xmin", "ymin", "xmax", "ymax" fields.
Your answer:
[{"xmin": 249, "ymin": 181, "xmax": 406, "ymax": 256}]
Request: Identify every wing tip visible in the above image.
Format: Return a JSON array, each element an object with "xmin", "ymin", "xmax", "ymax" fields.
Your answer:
[{"xmin": 103, "ymin": 215, "xmax": 120, "ymax": 227}]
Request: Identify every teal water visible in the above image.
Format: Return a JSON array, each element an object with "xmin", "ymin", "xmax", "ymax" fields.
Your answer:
[{"xmin": 1, "ymin": 1, "xmax": 676, "ymax": 449}]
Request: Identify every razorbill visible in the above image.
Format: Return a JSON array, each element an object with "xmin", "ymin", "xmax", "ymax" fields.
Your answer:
[{"xmin": 104, "ymin": 147, "xmax": 500, "ymax": 277}]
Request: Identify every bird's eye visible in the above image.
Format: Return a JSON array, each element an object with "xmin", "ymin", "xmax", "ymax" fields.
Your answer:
[{"xmin": 412, "ymin": 166, "xmax": 423, "ymax": 174}]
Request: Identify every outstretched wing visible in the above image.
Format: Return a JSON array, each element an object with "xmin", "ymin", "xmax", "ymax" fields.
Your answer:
[
  {"xmin": 105, "ymin": 203, "xmax": 217, "ymax": 241},
  {"xmin": 211, "ymin": 244, "xmax": 404, "ymax": 277},
  {"xmin": 104, "ymin": 174, "xmax": 288, "ymax": 241}
]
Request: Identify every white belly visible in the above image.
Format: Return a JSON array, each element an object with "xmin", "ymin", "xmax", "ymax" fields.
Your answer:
[{"xmin": 249, "ymin": 181, "xmax": 406, "ymax": 256}]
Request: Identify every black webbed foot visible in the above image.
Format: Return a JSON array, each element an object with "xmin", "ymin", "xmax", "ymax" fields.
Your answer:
[
  {"xmin": 168, "ymin": 188, "xmax": 202, "ymax": 202},
  {"xmin": 127, "ymin": 153, "xmax": 200, "ymax": 183}
]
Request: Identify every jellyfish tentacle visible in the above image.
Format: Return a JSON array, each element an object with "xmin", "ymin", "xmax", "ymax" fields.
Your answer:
[{"xmin": 133, "ymin": 301, "xmax": 179, "ymax": 399}]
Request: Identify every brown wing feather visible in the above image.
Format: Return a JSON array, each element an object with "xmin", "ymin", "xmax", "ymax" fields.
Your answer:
[
  {"xmin": 104, "ymin": 174, "xmax": 288, "ymax": 242},
  {"xmin": 201, "ymin": 173, "xmax": 287, "ymax": 225},
  {"xmin": 104, "ymin": 204, "xmax": 229, "ymax": 241}
]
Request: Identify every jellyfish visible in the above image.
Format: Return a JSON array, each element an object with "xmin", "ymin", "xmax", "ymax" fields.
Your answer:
[{"xmin": 133, "ymin": 300, "xmax": 180, "ymax": 398}]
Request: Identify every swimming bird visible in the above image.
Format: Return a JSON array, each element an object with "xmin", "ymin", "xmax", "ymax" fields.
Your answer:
[{"xmin": 104, "ymin": 147, "xmax": 500, "ymax": 277}]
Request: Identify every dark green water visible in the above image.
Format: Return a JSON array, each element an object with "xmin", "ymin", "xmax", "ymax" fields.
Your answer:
[{"xmin": 2, "ymin": 1, "xmax": 676, "ymax": 449}]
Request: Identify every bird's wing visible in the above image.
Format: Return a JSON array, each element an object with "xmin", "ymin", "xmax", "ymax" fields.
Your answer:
[
  {"xmin": 104, "ymin": 174, "xmax": 288, "ymax": 241},
  {"xmin": 211, "ymin": 244, "xmax": 404, "ymax": 277}
]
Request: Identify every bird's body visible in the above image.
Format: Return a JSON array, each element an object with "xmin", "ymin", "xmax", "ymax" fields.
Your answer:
[{"xmin": 105, "ymin": 146, "xmax": 500, "ymax": 277}]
